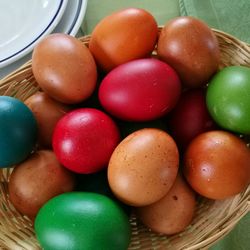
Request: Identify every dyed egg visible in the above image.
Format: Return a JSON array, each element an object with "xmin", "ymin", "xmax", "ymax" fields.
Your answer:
[
  {"xmin": 89, "ymin": 8, "xmax": 158, "ymax": 71},
  {"xmin": 35, "ymin": 192, "xmax": 131, "ymax": 250},
  {"xmin": 157, "ymin": 16, "xmax": 220, "ymax": 87},
  {"xmin": 136, "ymin": 174, "xmax": 196, "ymax": 235},
  {"xmin": 168, "ymin": 89, "xmax": 216, "ymax": 151},
  {"xmin": 183, "ymin": 130, "xmax": 250, "ymax": 199},
  {"xmin": 99, "ymin": 58, "xmax": 181, "ymax": 121},
  {"xmin": 0, "ymin": 96, "xmax": 37, "ymax": 167},
  {"xmin": 32, "ymin": 33, "xmax": 97, "ymax": 104},
  {"xmin": 108, "ymin": 128, "xmax": 179, "ymax": 206},
  {"xmin": 25, "ymin": 91, "xmax": 71, "ymax": 148},
  {"xmin": 52, "ymin": 108, "xmax": 120, "ymax": 174},
  {"xmin": 206, "ymin": 66, "xmax": 250, "ymax": 134},
  {"xmin": 9, "ymin": 150, "xmax": 75, "ymax": 219}
]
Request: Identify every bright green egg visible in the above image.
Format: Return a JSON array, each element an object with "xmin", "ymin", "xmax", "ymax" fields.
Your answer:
[
  {"xmin": 35, "ymin": 192, "xmax": 131, "ymax": 250},
  {"xmin": 206, "ymin": 66, "xmax": 250, "ymax": 134},
  {"xmin": 0, "ymin": 96, "xmax": 37, "ymax": 167}
]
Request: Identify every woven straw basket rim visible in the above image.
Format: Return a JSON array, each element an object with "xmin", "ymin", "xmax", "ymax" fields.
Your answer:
[{"xmin": 0, "ymin": 27, "xmax": 249, "ymax": 250}]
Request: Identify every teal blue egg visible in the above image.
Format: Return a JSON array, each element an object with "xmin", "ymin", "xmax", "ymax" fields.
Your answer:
[{"xmin": 0, "ymin": 96, "xmax": 37, "ymax": 167}]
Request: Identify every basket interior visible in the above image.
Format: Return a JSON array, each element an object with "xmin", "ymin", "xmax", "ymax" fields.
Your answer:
[{"xmin": 0, "ymin": 29, "xmax": 249, "ymax": 250}]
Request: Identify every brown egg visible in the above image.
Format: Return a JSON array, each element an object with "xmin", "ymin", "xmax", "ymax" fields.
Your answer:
[
  {"xmin": 183, "ymin": 130, "xmax": 250, "ymax": 199},
  {"xmin": 25, "ymin": 91, "xmax": 70, "ymax": 148},
  {"xmin": 89, "ymin": 8, "xmax": 158, "ymax": 72},
  {"xmin": 108, "ymin": 128, "xmax": 179, "ymax": 206},
  {"xmin": 136, "ymin": 174, "xmax": 196, "ymax": 235},
  {"xmin": 8, "ymin": 150, "xmax": 75, "ymax": 220},
  {"xmin": 32, "ymin": 33, "xmax": 97, "ymax": 104},
  {"xmin": 157, "ymin": 16, "xmax": 220, "ymax": 88}
]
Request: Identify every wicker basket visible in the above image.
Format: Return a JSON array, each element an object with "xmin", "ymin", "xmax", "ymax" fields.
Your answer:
[{"xmin": 0, "ymin": 28, "xmax": 249, "ymax": 250}]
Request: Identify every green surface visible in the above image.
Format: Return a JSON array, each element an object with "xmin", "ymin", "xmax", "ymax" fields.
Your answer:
[
  {"xmin": 82, "ymin": 0, "xmax": 180, "ymax": 34},
  {"xmin": 82, "ymin": 1, "xmax": 249, "ymax": 249},
  {"xmin": 179, "ymin": 0, "xmax": 250, "ymax": 44}
]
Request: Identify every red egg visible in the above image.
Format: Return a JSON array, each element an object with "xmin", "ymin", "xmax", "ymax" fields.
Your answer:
[
  {"xmin": 168, "ymin": 89, "xmax": 216, "ymax": 150},
  {"xmin": 52, "ymin": 108, "xmax": 120, "ymax": 174},
  {"xmin": 98, "ymin": 58, "xmax": 181, "ymax": 121}
]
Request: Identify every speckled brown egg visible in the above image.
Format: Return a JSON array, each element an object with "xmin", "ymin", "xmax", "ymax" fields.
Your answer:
[
  {"xmin": 136, "ymin": 174, "xmax": 196, "ymax": 235},
  {"xmin": 108, "ymin": 128, "xmax": 179, "ymax": 206}
]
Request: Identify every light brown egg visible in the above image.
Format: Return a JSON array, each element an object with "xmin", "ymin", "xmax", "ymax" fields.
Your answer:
[
  {"xmin": 25, "ymin": 91, "xmax": 71, "ymax": 148},
  {"xmin": 8, "ymin": 150, "xmax": 75, "ymax": 220},
  {"xmin": 136, "ymin": 174, "xmax": 196, "ymax": 235},
  {"xmin": 32, "ymin": 33, "xmax": 97, "ymax": 104},
  {"xmin": 108, "ymin": 128, "xmax": 179, "ymax": 206}
]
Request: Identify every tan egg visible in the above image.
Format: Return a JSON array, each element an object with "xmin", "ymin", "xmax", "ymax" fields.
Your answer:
[
  {"xmin": 136, "ymin": 174, "xmax": 196, "ymax": 235},
  {"xmin": 8, "ymin": 150, "xmax": 75, "ymax": 220},
  {"xmin": 25, "ymin": 91, "xmax": 71, "ymax": 148},
  {"xmin": 108, "ymin": 128, "xmax": 179, "ymax": 206},
  {"xmin": 32, "ymin": 33, "xmax": 97, "ymax": 104}
]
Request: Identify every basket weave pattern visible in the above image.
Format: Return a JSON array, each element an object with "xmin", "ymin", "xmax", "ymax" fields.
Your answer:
[{"xmin": 0, "ymin": 28, "xmax": 249, "ymax": 250}]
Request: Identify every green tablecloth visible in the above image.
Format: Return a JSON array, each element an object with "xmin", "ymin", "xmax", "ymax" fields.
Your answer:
[{"xmin": 82, "ymin": 1, "xmax": 250, "ymax": 249}]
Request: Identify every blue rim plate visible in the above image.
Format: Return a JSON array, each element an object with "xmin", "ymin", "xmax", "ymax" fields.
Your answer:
[
  {"xmin": 0, "ymin": 0, "xmax": 88, "ymax": 79},
  {"xmin": 0, "ymin": 0, "xmax": 68, "ymax": 68}
]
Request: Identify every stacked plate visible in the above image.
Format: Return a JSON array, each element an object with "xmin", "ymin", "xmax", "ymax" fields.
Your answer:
[{"xmin": 0, "ymin": 0, "xmax": 88, "ymax": 78}]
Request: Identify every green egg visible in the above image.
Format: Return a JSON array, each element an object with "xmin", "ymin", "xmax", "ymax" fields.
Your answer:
[
  {"xmin": 206, "ymin": 66, "xmax": 250, "ymax": 134},
  {"xmin": 35, "ymin": 192, "xmax": 131, "ymax": 250},
  {"xmin": 0, "ymin": 96, "xmax": 37, "ymax": 167}
]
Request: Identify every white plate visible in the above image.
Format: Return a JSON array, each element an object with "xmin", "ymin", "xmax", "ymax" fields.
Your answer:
[
  {"xmin": 0, "ymin": 0, "xmax": 88, "ymax": 79},
  {"xmin": 0, "ymin": 0, "xmax": 68, "ymax": 68},
  {"xmin": 54, "ymin": 0, "xmax": 88, "ymax": 36}
]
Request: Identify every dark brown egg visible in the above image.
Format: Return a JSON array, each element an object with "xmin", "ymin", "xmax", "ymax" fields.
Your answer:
[{"xmin": 157, "ymin": 16, "xmax": 220, "ymax": 88}]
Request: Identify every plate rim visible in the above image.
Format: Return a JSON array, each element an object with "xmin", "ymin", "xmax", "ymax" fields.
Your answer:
[{"xmin": 0, "ymin": 0, "xmax": 68, "ymax": 68}]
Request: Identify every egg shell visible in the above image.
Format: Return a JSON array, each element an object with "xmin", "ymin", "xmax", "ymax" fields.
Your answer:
[
  {"xmin": 99, "ymin": 58, "xmax": 181, "ymax": 121},
  {"xmin": 183, "ymin": 130, "xmax": 250, "ymax": 199},
  {"xmin": 168, "ymin": 89, "xmax": 216, "ymax": 151},
  {"xmin": 157, "ymin": 16, "xmax": 220, "ymax": 88},
  {"xmin": 25, "ymin": 91, "xmax": 71, "ymax": 148},
  {"xmin": 9, "ymin": 150, "xmax": 75, "ymax": 219},
  {"xmin": 136, "ymin": 174, "xmax": 196, "ymax": 235},
  {"xmin": 32, "ymin": 33, "xmax": 97, "ymax": 104},
  {"xmin": 35, "ymin": 192, "xmax": 131, "ymax": 250},
  {"xmin": 0, "ymin": 96, "xmax": 37, "ymax": 167},
  {"xmin": 52, "ymin": 108, "xmax": 120, "ymax": 174},
  {"xmin": 108, "ymin": 128, "xmax": 179, "ymax": 206},
  {"xmin": 89, "ymin": 8, "xmax": 158, "ymax": 71}
]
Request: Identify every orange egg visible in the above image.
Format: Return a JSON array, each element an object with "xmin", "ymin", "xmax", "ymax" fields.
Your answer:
[
  {"xmin": 32, "ymin": 33, "xmax": 97, "ymax": 104},
  {"xmin": 136, "ymin": 174, "xmax": 196, "ymax": 235},
  {"xmin": 89, "ymin": 8, "xmax": 158, "ymax": 72},
  {"xmin": 108, "ymin": 128, "xmax": 179, "ymax": 206},
  {"xmin": 25, "ymin": 91, "xmax": 71, "ymax": 148}
]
